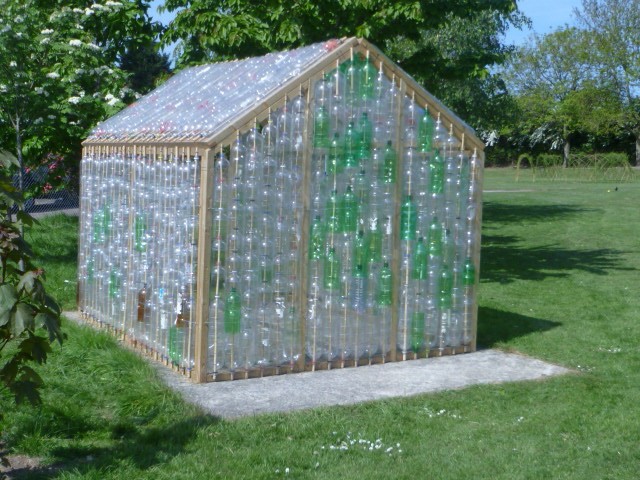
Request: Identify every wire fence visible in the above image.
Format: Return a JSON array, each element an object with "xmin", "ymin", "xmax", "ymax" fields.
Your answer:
[{"xmin": 8, "ymin": 165, "xmax": 79, "ymax": 218}]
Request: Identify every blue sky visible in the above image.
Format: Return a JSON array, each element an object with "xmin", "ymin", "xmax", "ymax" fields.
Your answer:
[{"xmin": 149, "ymin": 0, "xmax": 584, "ymax": 52}]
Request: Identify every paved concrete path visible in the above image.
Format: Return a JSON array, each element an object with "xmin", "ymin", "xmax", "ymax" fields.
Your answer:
[{"xmin": 156, "ymin": 350, "xmax": 571, "ymax": 419}]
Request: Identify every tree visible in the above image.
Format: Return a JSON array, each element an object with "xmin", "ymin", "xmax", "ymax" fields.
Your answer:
[
  {"xmin": 502, "ymin": 28, "xmax": 614, "ymax": 165},
  {"xmin": 576, "ymin": 0, "xmax": 640, "ymax": 164},
  {"xmin": 0, "ymin": 0, "xmax": 162, "ymax": 201},
  {"xmin": 0, "ymin": 152, "xmax": 63, "ymax": 406},
  {"xmin": 160, "ymin": 0, "xmax": 526, "ymax": 77}
]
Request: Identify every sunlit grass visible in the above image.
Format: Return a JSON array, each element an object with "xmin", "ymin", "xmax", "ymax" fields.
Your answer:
[{"xmin": 1, "ymin": 172, "xmax": 639, "ymax": 479}]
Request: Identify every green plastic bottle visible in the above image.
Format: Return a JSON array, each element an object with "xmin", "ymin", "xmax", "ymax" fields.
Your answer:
[
  {"xmin": 359, "ymin": 59, "xmax": 375, "ymax": 101},
  {"xmin": 92, "ymin": 211, "xmax": 103, "ymax": 243},
  {"xmin": 325, "ymin": 189, "xmax": 340, "ymax": 233},
  {"xmin": 463, "ymin": 257, "xmax": 476, "ymax": 286},
  {"xmin": 313, "ymin": 105, "xmax": 330, "ymax": 148},
  {"xmin": 410, "ymin": 311, "xmax": 425, "ymax": 353},
  {"xmin": 377, "ymin": 262, "xmax": 393, "ymax": 306},
  {"xmin": 323, "ymin": 247, "xmax": 341, "ymax": 290},
  {"xmin": 224, "ymin": 287, "xmax": 242, "ymax": 334},
  {"xmin": 367, "ymin": 218, "xmax": 383, "ymax": 264},
  {"xmin": 381, "ymin": 140, "xmax": 396, "ymax": 183},
  {"xmin": 309, "ymin": 215, "xmax": 326, "ymax": 260},
  {"xmin": 429, "ymin": 149, "xmax": 445, "ymax": 194},
  {"xmin": 327, "ymin": 132, "xmax": 343, "ymax": 174},
  {"xmin": 357, "ymin": 112, "xmax": 373, "ymax": 161},
  {"xmin": 340, "ymin": 185, "xmax": 358, "ymax": 233},
  {"xmin": 428, "ymin": 219, "xmax": 443, "ymax": 258},
  {"xmin": 400, "ymin": 195, "xmax": 417, "ymax": 240},
  {"xmin": 354, "ymin": 168, "xmax": 368, "ymax": 205},
  {"xmin": 342, "ymin": 121, "xmax": 360, "ymax": 169},
  {"xmin": 411, "ymin": 237, "xmax": 428, "ymax": 280},
  {"xmin": 108, "ymin": 269, "xmax": 119, "ymax": 299},
  {"xmin": 418, "ymin": 111, "xmax": 435, "ymax": 153},
  {"xmin": 134, "ymin": 214, "xmax": 145, "ymax": 252}
]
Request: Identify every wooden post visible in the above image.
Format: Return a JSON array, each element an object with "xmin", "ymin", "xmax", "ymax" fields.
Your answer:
[
  {"xmin": 469, "ymin": 148, "xmax": 484, "ymax": 352},
  {"xmin": 193, "ymin": 148, "xmax": 215, "ymax": 383},
  {"xmin": 297, "ymin": 79, "xmax": 314, "ymax": 372},
  {"xmin": 389, "ymin": 77, "xmax": 406, "ymax": 362}
]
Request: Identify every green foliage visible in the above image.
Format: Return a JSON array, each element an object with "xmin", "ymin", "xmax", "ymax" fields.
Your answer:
[
  {"xmin": 0, "ymin": 216, "xmax": 63, "ymax": 406},
  {"xmin": 576, "ymin": 0, "xmax": 640, "ymax": 162},
  {"xmin": 531, "ymin": 152, "xmax": 636, "ymax": 182},
  {"xmin": 0, "ymin": 0, "xmax": 163, "ymax": 203}
]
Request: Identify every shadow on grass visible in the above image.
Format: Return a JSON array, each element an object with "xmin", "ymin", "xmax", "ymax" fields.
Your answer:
[
  {"xmin": 477, "ymin": 306, "xmax": 561, "ymax": 348},
  {"xmin": 481, "ymin": 236, "xmax": 631, "ymax": 284},
  {"xmin": 480, "ymin": 201, "xmax": 632, "ymax": 284},
  {"xmin": 10, "ymin": 415, "xmax": 221, "ymax": 479},
  {"xmin": 482, "ymin": 201, "xmax": 595, "ymax": 225}
]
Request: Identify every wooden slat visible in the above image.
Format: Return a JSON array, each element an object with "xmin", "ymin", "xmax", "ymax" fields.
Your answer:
[{"xmin": 193, "ymin": 148, "xmax": 215, "ymax": 383}]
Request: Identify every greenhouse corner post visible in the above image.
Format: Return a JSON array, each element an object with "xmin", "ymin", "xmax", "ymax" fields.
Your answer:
[
  {"xmin": 194, "ymin": 147, "xmax": 215, "ymax": 383},
  {"xmin": 470, "ymin": 148, "xmax": 484, "ymax": 353},
  {"xmin": 297, "ymin": 78, "xmax": 314, "ymax": 372}
]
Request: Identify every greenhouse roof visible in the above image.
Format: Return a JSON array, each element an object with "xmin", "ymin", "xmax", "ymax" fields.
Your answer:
[{"xmin": 85, "ymin": 38, "xmax": 482, "ymax": 151}]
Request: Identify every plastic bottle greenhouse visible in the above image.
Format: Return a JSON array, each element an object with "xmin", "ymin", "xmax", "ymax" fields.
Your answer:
[{"xmin": 78, "ymin": 38, "xmax": 484, "ymax": 382}]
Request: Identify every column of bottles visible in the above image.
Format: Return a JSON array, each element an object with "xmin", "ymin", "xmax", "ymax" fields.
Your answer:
[
  {"xmin": 306, "ymin": 54, "xmax": 398, "ymax": 364},
  {"xmin": 208, "ymin": 96, "xmax": 305, "ymax": 375},
  {"xmin": 396, "ymin": 104, "xmax": 479, "ymax": 355}
]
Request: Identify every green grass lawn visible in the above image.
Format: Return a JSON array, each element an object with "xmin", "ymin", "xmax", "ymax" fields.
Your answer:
[{"xmin": 2, "ymin": 168, "xmax": 639, "ymax": 479}]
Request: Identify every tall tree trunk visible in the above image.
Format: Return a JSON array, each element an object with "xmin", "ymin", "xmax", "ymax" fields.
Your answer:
[
  {"xmin": 14, "ymin": 117, "xmax": 25, "ymax": 271},
  {"xmin": 636, "ymin": 134, "xmax": 640, "ymax": 166},
  {"xmin": 563, "ymin": 138, "xmax": 570, "ymax": 168}
]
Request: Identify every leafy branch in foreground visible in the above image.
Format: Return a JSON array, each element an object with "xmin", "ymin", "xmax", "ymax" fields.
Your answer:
[{"xmin": 0, "ymin": 178, "xmax": 63, "ymax": 406}]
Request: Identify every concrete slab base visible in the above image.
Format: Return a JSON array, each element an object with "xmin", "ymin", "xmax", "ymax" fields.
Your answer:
[{"xmin": 156, "ymin": 350, "xmax": 571, "ymax": 419}]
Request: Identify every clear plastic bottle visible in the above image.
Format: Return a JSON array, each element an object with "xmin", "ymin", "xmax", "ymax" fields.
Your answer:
[
  {"xmin": 418, "ymin": 111, "xmax": 434, "ymax": 154},
  {"xmin": 357, "ymin": 112, "xmax": 373, "ymax": 162},
  {"xmin": 323, "ymin": 246, "xmax": 341, "ymax": 290},
  {"xmin": 325, "ymin": 189, "xmax": 340, "ymax": 234},
  {"xmin": 309, "ymin": 215, "xmax": 326, "ymax": 260},
  {"xmin": 381, "ymin": 140, "xmax": 396, "ymax": 184},
  {"xmin": 134, "ymin": 214, "xmax": 146, "ymax": 252},
  {"xmin": 350, "ymin": 263, "xmax": 368, "ymax": 316},
  {"xmin": 412, "ymin": 237, "xmax": 428, "ymax": 280}
]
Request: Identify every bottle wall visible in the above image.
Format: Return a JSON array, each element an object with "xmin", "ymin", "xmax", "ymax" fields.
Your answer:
[
  {"xmin": 207, "ymin": 97, "xmax": 306, "ymax": 375},
  {"xmin": 78, "ymin": 152, "xmax": 200, "ymax": 371}
]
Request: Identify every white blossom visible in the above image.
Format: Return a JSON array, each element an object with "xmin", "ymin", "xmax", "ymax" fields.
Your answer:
[
  {"xmin": 9, "ymin": 61, "xmax": 16, "ymax": 67},
  {"xmin": 87, "ymin": 43, "xmax": 100, "ymax": 51},
  {"xmin": 91, "ymin": 3, "xmax": 106, "ymax": 10},
  {"xmin": 73, "ymin": 8, "xmax": 84, "ymax": 14},
  {"xmin": 35, "ymin": 87, "xmax": 45, "ymax": 94},
  {"xmin": 107, "ymin": 97, "xmax": 119, "ymax": 107},
  {"xmin": 14, "ymin": 15, "xmax": 23, "ymax": 23},
  {"xmin": 47, "ymin": 115, "xmax": 56, "ymax": 120},
  {"xmin": 46, "ymin": 72, "xmax": 60, "ymax": 79},
  {"xmin": 75, "ymin": 24, "xmax": 84, "ymax": 30},
  {"xmin": 105, "ymin": 1, "xmax": 123, "ymax": 6},
  {"xmin": 41, "ymin": 29, "xmax": 54, "ymax": 35},
  {"xmin": 0, "ymin": 85, "xmax": 7, "ymax": 93},
  {"xmin": 104, "ymin": 93, "xmax": 115, "ymax": 101},
  {"xmin": 33, "ymin": 117, "xmax": 43, "ymax": 125},
  {"xmin": 40, "ymin": 37, "xmax": 51, "ymax": 45},
  {"xmin": 15, "ymin": 32, "xmax": 23, "ymax": 38},
  {"xmin": 84, "ymin": 8, "xmax": 94, "ymax": 16},
  {"xmin": 69, "ymin": 39, "xmax": 83, "ymax": 47},
  {"xmin": 75, "ymin": 68, "xmax": 86, "ymax": 75},
  {"xmin": 68, "ymin": 96, "xmax": 81, "ymax": 104},
  {"xmin": 78, "ymin": 90, "xmax": 85, "ymax": 98}
]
